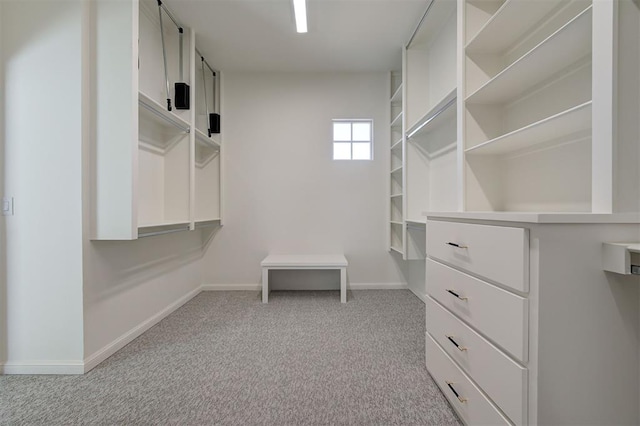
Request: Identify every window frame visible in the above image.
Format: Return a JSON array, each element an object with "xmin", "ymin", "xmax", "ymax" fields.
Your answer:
[{"xmin": 332, "ymin": 119, "xmax": 374, "ymax": 161}]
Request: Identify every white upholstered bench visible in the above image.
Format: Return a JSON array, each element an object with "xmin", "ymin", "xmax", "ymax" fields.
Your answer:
[{"xmin": 261, "ymin": 255, "xmax": 348, "ymax": 303}]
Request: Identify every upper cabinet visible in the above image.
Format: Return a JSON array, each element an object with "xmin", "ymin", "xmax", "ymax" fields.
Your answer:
[{"xmin": 92, "ymin": 0, "xmax": 223, "ymax": 240}]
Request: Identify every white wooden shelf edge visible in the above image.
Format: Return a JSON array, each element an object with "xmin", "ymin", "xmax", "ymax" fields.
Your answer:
[
  {"xmin": 195, "ymin": 128, "xmax": 221, "ymax": 149},
  {"xmin": 602, "ymin": 243, "xmax": 640, "ymax": 275},
  {"xmin": 390, "ymin": 221, "xmax": 403, "ymax": 225},
  {"xmin": 195, "ymin": 219, "xmax": 222, "ymax": 229},
  {"xmin": 423, "ymin": 211, "xmax": 640, "ymax": 224},
  {"xmin": 391, "ymin": 138, "xmax": 403, "ymax": 150},
  {"xmin": 390, "ymin": 112, "xmax": 403, "ymax": 127},
  {"xmin": 407, "ymin": 88, "xmax": 457, "ymax": 139},
  {"xmin": 465, "ymin": 6, "xmax": 592, "ymax": 105},
  {"xmin": 390, "ymin": 246, "xmax": 405, "ymax": 255},
  {"xmin": 391, "ymin": 194, "xmax": 403, "ymax": 199},
  {"xmin": 465, "ymin": 0, "xmax": 563, "ymax": 54},
  {"xmin": 406, "ymin": 219, "xmax": 427, "ymax": 225},
  {"xmin": 390, "ymin": 166, "xmax": 403, "ymax": 174},
  {"xmin": 465, "ymin": 101, "xmax": 592, "ymax": 156},
  {"xmin": 138, "ymin": 91, "xmax": 190, "ymax": 132},
  {"xmin": 390, "ymin": 83, "xmax": 403, "ymax": 103},
  {"xmin": 138, "ymin": 221, "xmax": 191, "ymax": 238}
]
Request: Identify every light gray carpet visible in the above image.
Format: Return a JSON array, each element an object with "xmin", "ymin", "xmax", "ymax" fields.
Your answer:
[{"xmin": 0, "ymin": 290, "xmax": 461, "ymax": 425}]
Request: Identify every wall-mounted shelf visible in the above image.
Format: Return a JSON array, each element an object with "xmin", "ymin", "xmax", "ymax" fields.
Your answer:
[
  {"xmin": 465, "ymin": 101, "xmax": 592, "ymax": 156},
  {"xmin": 466, "ymin": 6, "xmax": 592, "ymax": 104},
  {"xmin": 138, "ymin": 221, "xmax": 191, "ymax": 238},
  {"xmin": 139, "ymin": 91, "xmax": 190, "ymax": 134},
  {"xmin": 194, "ymin": 219, "xmax": 221, "ymax": 229},
  {"xmin": 390, "ymin": 246, "xmax": 404, "ymax": 256},
  {"xmin": 465, "ymin": 0, "xmax": 561, "ymax": 54},
  {"xmin": 391, "ymin": 138, "xmax": 403, "ymax": 150},
  {"xmin": 391, "ymin": 166, "xmax": 403, "ymax": 175},
  {"xmin": 390, "ymin": 221, "xmax": 403, "ymax": 226},
  {"xmin": 603, "ymin": 243, "xmax": 640, "ymax": 275},
  {"xmin": 391, "ymin": 194, "xmax": 403, "ymax": 199},
  {"xmin": 391, "ymin": 83, "xmax": 403, "ymax": 103},
  {"xmin": 390, "ymin": 112, "xmax": 403, "ymax": 128}
]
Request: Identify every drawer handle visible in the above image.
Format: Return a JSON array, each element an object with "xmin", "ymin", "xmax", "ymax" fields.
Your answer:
[
  {"xmin": 446, "ymin": 381, "xmax": 467, "ymax": 403},
  {"xmin": 446, "ymin": 289, "xmax": 468, "ymax": 301},
  {"xmin": 446, "ymin": 242, "xmax": 468, "ymax": 249},
  {"xmin": 446, "ymin": 335, "xmax": 468, "ymax": 352}
]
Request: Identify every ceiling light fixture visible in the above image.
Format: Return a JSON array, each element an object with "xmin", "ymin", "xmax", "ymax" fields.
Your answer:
[{"xmin": 293, "ymin": 0, "xmax": 308, "ymax": 33}]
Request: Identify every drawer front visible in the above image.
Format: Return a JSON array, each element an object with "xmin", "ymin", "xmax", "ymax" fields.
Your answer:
[
  {"xmin": 427, "ymin": 297, "xmax": 527, "ymax": 426},
  {"xmin": 426, "ymin": 333, "xmax": 511, "ymax": 426},
  {"xmin": 426, "ymin": 220, "xmax": 529, "ymax": 292},
  {"xmin": 427, "ymin": 258, "xmax": 528, "ymax": 362}
]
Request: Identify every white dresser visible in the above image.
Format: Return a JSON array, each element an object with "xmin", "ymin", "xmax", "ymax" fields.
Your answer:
[{"xmin": 424, "ymin": 214, "xmax": 640, "ymax": 425}]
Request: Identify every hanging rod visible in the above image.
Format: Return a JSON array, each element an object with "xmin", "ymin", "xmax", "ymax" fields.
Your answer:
[
  {"xmin": 406, "ymin": 96, "xmax": 456, "ymax": 139},
  {"xmin": 139, "ymin": 97, "xmax": 190, "ymax": 133},
  {"xmin": 406, "ymin": 0, "xmax": 436, "ymax": 48}
]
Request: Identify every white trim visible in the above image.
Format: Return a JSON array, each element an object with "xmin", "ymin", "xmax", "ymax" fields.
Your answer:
[
  {"xmin": 2, "ymin": 361, "xmax": 85, "ymax": 375},
  {"xmin": 408, "ymin": 288, "xmax": 427, "ymax": 304},
  {"xmin": 201, "ymin": 283, "xmax": 262, "ymax": 291},
  {"xmin": 82, "ymin": 286, "xmax": 201, "ymax": 373},
  {"xmin": 202, "ymin": 283, "xmax": 409, "ymax": 291},
  {"xmin": 348, "ymin": 282, "xmax": 409, "ymax": 290}
]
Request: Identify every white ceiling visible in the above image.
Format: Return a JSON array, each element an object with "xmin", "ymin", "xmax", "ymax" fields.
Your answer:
[{"xmin": 164, "ymin": 0, "xmax": 428, "ymax": 72}]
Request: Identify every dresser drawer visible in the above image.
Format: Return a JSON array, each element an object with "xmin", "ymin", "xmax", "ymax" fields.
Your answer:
[
  {"xmin": 426, "ymin": 220, "xmax": 529, "ymax": 292},
  {"xmin": 427, "ymin": 258, "xmax": 528, "ymax": 362},
  {"xmin": 426, "ymin": 333, "xmax": 511, "ymax": 426},
  {"xmin": 427, "ymin": 297, "xmax": 527, "ymax": 425}
]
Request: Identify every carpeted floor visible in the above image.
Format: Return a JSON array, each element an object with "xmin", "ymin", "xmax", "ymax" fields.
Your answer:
[{"xmin": 0, "ymin": 290, "xmax": 461, "ymax": 425}]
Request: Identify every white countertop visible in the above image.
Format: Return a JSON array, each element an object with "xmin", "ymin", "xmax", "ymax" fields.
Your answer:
[{"xmin": 422, "ymin": 211, "xmax": 640, "ymax": 224}]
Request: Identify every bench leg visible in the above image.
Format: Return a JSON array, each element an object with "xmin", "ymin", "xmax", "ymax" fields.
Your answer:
[
  {"xmin": 262, "ymin": 267, "xmax": 269, "ymax": 303},
  {"xmin": 340, "ymin": 267, "xmax": 347, "ymax": 303}
]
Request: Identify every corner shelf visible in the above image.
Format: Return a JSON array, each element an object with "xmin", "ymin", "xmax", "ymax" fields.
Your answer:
[
  {"xmin": 465, "ymin": 101, "xmax": 592, "ymax": 156},
  {"xmin": 466, "ymin": 6, "xmax": 592, "ymax": 104},
  {"xmin": 465, "ymin": 0, "xmax": 562, "ymax": 54}
]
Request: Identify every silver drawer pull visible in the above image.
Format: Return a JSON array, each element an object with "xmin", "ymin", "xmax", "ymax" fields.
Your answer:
[
  {"xmin": 446, "ymin": 242, "xmax": 468, "ymax": 249},
  {"xmin": 446, "ymin": 381, "xmax": 467, "ymax": 403},
  {"xmin": 446, "ymin": 335, "xmax": 468, "ymax": 352},
  {"xmin": 446, "ymin": 289, "xmax": 468, "ymax": 301}
]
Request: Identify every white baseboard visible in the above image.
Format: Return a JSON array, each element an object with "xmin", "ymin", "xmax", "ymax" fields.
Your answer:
[
  {"xmin": 83, "ymin": 286, "xmax": 202, "ymax": 374},
  {"xmin": 1, "ymin": 361, "xmax": 85, "ymax": 375},
  {"xmin": 349, "ymin": 282, "xmax": 409, "ymax": 290},
  {"xmin": 201, "ymin": 283, "xmax": 261, "ymax": 291},
  {"xmin": 202, "ymin": 283, "xmax": 409, "ymax": 291},
  {"xmin": 408, "ymin": 288, "xmax": 427, "ymax": 304}
]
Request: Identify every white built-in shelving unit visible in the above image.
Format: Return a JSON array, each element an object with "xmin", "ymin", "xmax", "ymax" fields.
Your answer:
[
  {"xmin": 92, "ymin": 0, "xmax": 223, "ymax": 240},
  {"xmin": 460, "ymin": 0, "xmax": 634, "ymax": 213},
  {"xmin": 389, "ymin": 70, "xmax": 405, "ymax": 256},
  {"xmin": 401, "ymin": 0, "xmax": 458, "ymax": 260}
]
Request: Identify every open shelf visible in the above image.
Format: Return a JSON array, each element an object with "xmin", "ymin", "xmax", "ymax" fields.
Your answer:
[
  {"xmin": 391, "ymin": 84, "xmax": 403, "ymax": 103},
  {"xmin": 138, "ymin": 221, "xmax": 190, "ymax": 238},
  {"xmin": 406, "ymin": 219, "xmax": 426, "ymax": 226},
  {"xmin": 390, "ymin": 221, "xmax": 403, "ymax": 226},
  {"xmin": 465, "ymin": 0, "xmax": 561, "ymax": 54},
  {"xmin": 139, "ymin": 91, "xmax": 190, "ymax": 133},
  {"xmin": 390, "ymin": 246, "xmax": 404, "ymax": 256},
  {"xmin": 195, "ymin": 128, "xmax": 221, "ymax": 149},
  {"xmin": 466, "ymin": 6, "xmax": 592, "ymax": 104},
  {"xmin": 391, "ymin": 166, "xmax": 403, "ymax": 175},
  {"xmin": 194, "ymin": 219, "xmax": 221, "ymax": 229},
  {"xmin": 391, "ymin": 138, "xmax": 403, "ymax": 150},
  {"xmin": 390, "ymin": 112, "xmax": 403, "ymax": 128},
  {"xmin": 466, "ymin": 101, "xmax": 592, "ymax": 156},
  {"xmin": 195, "ymin": 129, "xmax": 220, "ymax": 169},
  {"xmin": 410, "ymin": 0, "xmax": 457, "ymax": 48},
  {"xmin": 391, "ymin": 194, "xmax": 403, "ymax": 199},
  {"xmin": 407, "ymin": 88, "xmax": 456, "ymax": 139}
]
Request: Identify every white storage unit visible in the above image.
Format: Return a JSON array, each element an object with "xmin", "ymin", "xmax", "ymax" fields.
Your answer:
[
  {"xmin": 92, "ymin": 0, "xmax": 223, "ymax": 240},
  {"xmin": 426, "ymin": 216, "xmax": 639, "ymax": 425}
]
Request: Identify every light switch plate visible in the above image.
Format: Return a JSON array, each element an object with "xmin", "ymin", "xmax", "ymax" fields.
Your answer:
[{"xmin": 2, "ymin": 197, "xmax": 14, "ymax": 216}]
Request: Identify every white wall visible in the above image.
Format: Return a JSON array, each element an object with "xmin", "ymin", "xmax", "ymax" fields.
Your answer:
[
  {"xmin": 202, "ymin": 72, "xmax": 406, "ymax": 288},
  {"xmin": 2, "ymin": 0, "xmax": 85, "ymax": 372}
]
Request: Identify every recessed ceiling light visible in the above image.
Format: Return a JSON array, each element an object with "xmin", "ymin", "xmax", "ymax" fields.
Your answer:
[{"xmin": 293, "ymin": 0, "xmax": 308, "ymax": 33}]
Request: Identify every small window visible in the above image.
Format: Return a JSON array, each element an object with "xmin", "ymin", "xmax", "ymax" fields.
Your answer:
[{"xmin": 332, "ymin": 120, "xmax": 373, "ymax": 160}]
